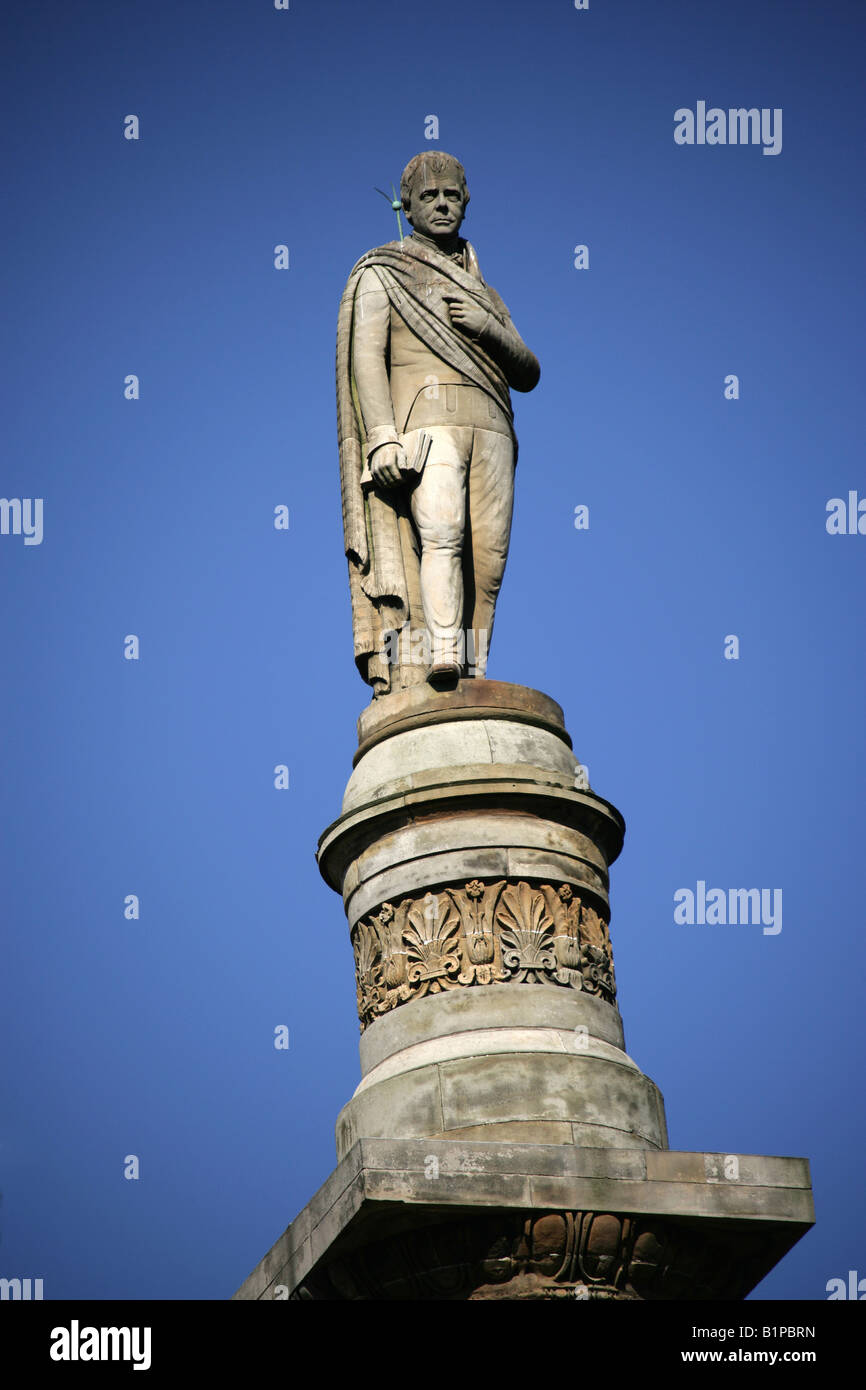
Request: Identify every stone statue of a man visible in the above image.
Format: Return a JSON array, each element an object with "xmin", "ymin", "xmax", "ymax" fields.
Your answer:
[{"xmin": 336, "ymin": 150, "xmax": 540, "ymax": 698}]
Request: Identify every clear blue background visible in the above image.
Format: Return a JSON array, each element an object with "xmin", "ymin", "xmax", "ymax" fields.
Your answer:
[{"xmin": 2, "ymin": 0, "xmax": 863, "ymax": 1300}]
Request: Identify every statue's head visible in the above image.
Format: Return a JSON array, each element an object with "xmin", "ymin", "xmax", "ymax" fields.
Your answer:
[{"xmin": 400, "ymin": 151, "xmax": 469, "ymax": 243}]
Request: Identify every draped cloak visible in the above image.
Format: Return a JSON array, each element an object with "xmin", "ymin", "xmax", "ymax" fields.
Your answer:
[{"xmin": 336, "ymin": 235, "xmax": 517, "ymax": 695}]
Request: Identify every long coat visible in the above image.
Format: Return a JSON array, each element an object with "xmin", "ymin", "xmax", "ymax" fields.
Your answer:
[{"xmin": 335, "ymin": 235, "xmax": 518, "ymax": 695}]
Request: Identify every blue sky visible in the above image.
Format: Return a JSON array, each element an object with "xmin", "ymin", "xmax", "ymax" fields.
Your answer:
[{"xmin": 1, "ymin": 0, "xmax": 864, "ymax": 1300}]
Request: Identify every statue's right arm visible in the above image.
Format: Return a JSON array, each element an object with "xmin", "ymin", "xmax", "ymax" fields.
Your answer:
[{"xmin": 353, "ymin": 269, "xmax": 400, "ymax": 458}]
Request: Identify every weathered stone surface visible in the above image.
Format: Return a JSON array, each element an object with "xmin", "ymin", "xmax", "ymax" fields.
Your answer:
[
  {"xmin": 318, "ymin": 693, "xmax": 626, "ymax": 916},
  {"xmin": 321, "ymin": 782, "xmax": 623, "ymax": 907},
  {"xmin": 355, "ymin": 679, "xmax": 569, "ymax": 756},
  {"xmin": 437, "ymin": 1053, "xmax": 665, "ymax": 1142},
  {"xmin": 335, "ymin": 1050, "xmax": 668, "ymax": 1160},
  {"xmin": 345, "ymin": 714, "xmax": 578, "ymax": 812},
  {"xmin": 355, "ymin": 1027, "xmax": 632, "ymax": 1094},
  {"xmin": 232, "ymin": 1139, "xmax": 814, "ymax": 1301},
  {"xmin": 340, "ymin": 808, "xmax": 610, "ymax": 892},
  {"xmin": 358, "ymin": 984, "xmax": 626, "ymax": 1073},
  {"xmin": 344, "ymin": 834, "xmax": 610, "ymax": 930}
]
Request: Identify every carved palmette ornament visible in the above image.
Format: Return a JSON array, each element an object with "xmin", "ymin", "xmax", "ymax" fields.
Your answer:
[
  {"xmin": 577, "ymin": 901, "xmax": 616, "ymax": 1000},
  {"xmin": 496, "ymin": 882, "xmax": 558, "ymax": 983},
  {"xmin": 375, "ymin": 901, "xmax": 408, "ymax": 989},
  {"xmin": 542, "ymin": 883, "xmax": 582, "ymax": 986},
  {"xmin": 350, "ymin": 879, "xmax": 617, "ymax": 1029},
  {"xmin": 403, "ymin": 892, "xmax": 462, "ymax": 989},
  {"xmin": 352, "ymin": 915, "xmax": 381, "ymax": 1025},
  {"xmin": 450, "ymin": 878, "xmax": 505, "ymax": 985},
  {"xmin": 307, "ymin": 1206, "xmax": 770, "ymax": 1300}
]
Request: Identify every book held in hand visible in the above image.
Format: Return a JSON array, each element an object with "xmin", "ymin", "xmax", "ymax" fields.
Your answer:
[{"xmin": 399, "ymin": 429, "xmax": 432, "ymax": 481}]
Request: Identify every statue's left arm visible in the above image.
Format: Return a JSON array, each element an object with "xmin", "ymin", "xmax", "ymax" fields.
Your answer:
[
  {"xmin": 474, "ymin": 311, "xmax": 540, "ymax": 393},
  {"xmin": 444, "ymin": 288, "xmax": 540, "ymax": 393}
]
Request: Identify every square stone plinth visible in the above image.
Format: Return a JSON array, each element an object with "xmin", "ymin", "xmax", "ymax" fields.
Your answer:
[{"xmin": 233, "ymin": 1139, "xmax": 814, "ymax": 1301}]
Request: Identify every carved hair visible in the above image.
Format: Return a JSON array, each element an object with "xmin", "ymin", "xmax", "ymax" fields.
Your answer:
[{"xmin": 400, "ymin": 150, "xmax": 470, "ymax": 212}]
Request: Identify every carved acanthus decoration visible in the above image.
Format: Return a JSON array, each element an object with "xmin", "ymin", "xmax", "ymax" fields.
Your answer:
[
  {"xmin": 404, "ymin": 893, "xmax": 462, "ymax": 990},
  {"xmin": 351, "ymin": 878, "xmax": 617, "ymax": 1028},
  {"xmin": 497, "ymin": 882, "xmax": 557, "ymax": 983},
  {"xmin": 451, "ymin": 878, "xmax": 504, "ymax": 985}
]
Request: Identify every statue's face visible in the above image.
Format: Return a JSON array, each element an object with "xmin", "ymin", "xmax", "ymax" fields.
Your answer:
[{"xmin": 406, "ymin": 166, "xmax": 467, "ymax": 241}]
